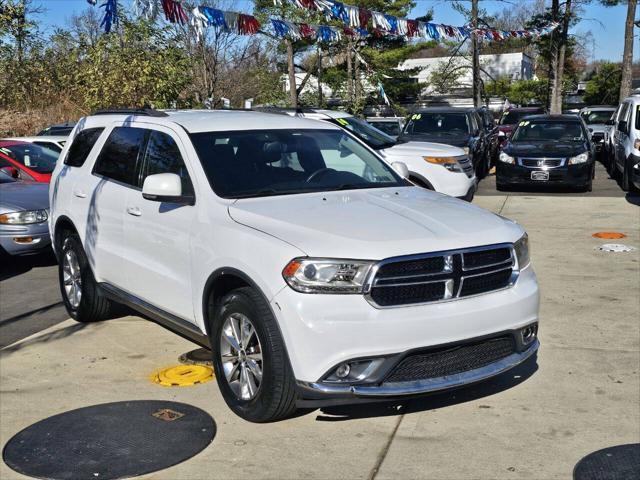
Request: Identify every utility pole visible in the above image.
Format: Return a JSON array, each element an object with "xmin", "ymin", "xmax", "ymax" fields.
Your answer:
[
  {"xmin": 471, "ymin": 0, "xmax": 482, "ymax": 107},
  {"xmin": 317, "ymin": 44, "xmax": 323, "ymax": 107},
  {"xmin": 619, "ymin": 0, "xmax": 637, "ymax": 101},
  {"xmin": 286, "ymin": 39, "xmax": 298, "ymax": 108}
]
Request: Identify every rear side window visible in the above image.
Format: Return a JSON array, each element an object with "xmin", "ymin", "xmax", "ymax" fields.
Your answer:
[
  {"xmin": 635, "ymin": 106, "xmax": 640, "ymax": 131},
  {"xmin": 93, "ymin": 127, "xmax": 147, "ymax": 186},
  {"xmin": 65, "ymin": 128, "xmax": 104, "ymax": 167},
  {"xmin": 142, "ymin": 131, "xmax": 194, "ymax": 195}
]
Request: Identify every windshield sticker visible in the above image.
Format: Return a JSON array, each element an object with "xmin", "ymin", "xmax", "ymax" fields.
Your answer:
[
  {"xmin": 336, "ymin": 118, "xmax": 349, "ymax": 126},
  {"xmin": 519, "ymin": 121, "xmax": 530, "ymax": 127}
]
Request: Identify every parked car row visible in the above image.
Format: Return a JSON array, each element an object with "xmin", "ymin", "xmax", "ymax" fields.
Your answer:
[
  {"xmin": 602, "ymin": 96, "xmax": 640, "ymax": 193},
  {"xmin": 0, "ymin": 131, "xmax": 69, "ymax": 257}
]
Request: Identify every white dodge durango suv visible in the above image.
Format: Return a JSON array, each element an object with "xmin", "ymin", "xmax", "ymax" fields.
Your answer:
[{"xmin": 50, "ymin": 109, "xmax": 539, "ymax": 422}]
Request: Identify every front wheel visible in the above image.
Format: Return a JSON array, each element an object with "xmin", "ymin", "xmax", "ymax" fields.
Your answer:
[
  {"xmin": 58, "ymin": 233, "xmax": 115, "ymax": 322},
  {"xmin": 211, "ymin": 287, "xmax": 297, "ymax": 422}
]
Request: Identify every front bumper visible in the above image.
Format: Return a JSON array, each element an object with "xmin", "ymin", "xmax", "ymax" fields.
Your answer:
[
  {"xmin": 0, "ymin": 223, "xmax": 51, "ymax": 255},
  {"xmin": 456, "ymin": 180, "xmax": 477, "ymax": 201},
  {"xmin": 271, "ymin": 265, "xmax": 539, "ymax": 385},
  {"xmin": 297, "ymin": 337, "xmax": 538, "ymax": 405},
  {"xmin": 496, "ymin": 162, "xmax": 592, "ymax": 187}
]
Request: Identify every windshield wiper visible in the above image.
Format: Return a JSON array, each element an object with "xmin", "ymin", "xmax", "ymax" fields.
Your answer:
[{"xmin": 232, "ymin": 188, "xmax": 313, "ymax": 199}]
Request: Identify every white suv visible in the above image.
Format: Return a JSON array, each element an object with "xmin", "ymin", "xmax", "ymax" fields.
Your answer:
[
  {"xmin": 611, "ymin": 96, "xmax": 640, "ymax": 193},
  {"xmin": 50, "ymin": 109, "xmax": 539, "ymax": 422}
]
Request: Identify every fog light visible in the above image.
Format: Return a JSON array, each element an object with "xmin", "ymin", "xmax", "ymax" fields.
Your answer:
[
  {"xmin": 521, "ymin": 324, "xmax": 538, "ymax": 345},
  {"xmin": 13, "ymin": 237, "xmax": 36, "ymax": 244},
  {"xmin": 335, "ymin": 363, "xmax": 350, "ymax": 378},
  {"xmin": 323, "ymin": 358, "xmax": 385, "ymax": 383}
]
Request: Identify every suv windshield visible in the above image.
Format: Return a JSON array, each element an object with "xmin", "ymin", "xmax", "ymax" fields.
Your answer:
[
  {"xmin": 0, "ymin": 143, "xmax": 58, "ymax": 173},
  {"xmin": 328, "ymin": 116, "xmax": 396, "ymax": 149},
  {"xmin": 404, "ymin": 113, "xmax": 469, "ymax": 136},
  {"xmin": 190, "ymin": 129, "xmax": 405, "ymax": 199},
  {"xmin": 580, "ymin": 110, "xmax": 615, "ymax": 125},
  {"xmin": 511, "ymin": 120, "xmax": 585, "ymax": 143}
]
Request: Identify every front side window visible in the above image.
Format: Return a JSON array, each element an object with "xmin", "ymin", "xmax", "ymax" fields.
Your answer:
[
  {"xmin": 0, "ymin": 143, "xmax": 58, "ymax": 173},
  {"xmin": 142, "ymin": 131, "xmax": 194, "ymax": 195},
  {"xmin": 93, "ymin": 127, "xmax": 147, "ymax": 186},
  {"xmin": 65, "ymin": 128, "xmax": 105, "ymax": 167},
  {"xmin": 511, "ymin": 121, "xmax": 585, "ymax": 143},
  {"xmin": 190, "ymin": 129, "xmax": 404, "ymax": 199},
  {"xmin": 404, "ymin": 113, "xmax": 469, "ymax": 136}
]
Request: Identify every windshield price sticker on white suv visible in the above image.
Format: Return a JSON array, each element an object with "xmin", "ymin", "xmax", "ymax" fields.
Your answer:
[{"xmin": 50, "ymin": 109, "xmax": 539, "ymax": 422}]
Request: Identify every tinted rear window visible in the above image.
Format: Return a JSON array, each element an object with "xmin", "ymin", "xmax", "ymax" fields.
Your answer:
[
  {"xmin": 93, "ymin": 127, "xmax": 147, "ymax": 186},
  {"xmin": 64, "ymin": 128, "xmax": 104, "ymax": 167}
]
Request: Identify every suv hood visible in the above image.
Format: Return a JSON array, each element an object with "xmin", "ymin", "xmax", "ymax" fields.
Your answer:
[
  {"xmin": 0, "ymin": 182, "xmax": 49, "ymax": 214},
  {"xmin": 400, "ymin": 133, "xmax": 469, "ymax": 148},
  {"xmin": 382, "ymin": 140, "xmax": 465, "ymax": 157},
  {"xmin": 228, "ymin": 187, "xmax": 521, "ymax": 259},
  {"xmin": 505, "ymin": 141, "xmax": 588, "ymax": 158},
  {"xmin": 588, "ymin": 124, "xmax": 608, "ymax": 134}
]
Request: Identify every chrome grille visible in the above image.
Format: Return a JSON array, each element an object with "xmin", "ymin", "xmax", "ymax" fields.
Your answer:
[
  {"xmin": 365, "ymin": 245, "xmax": 517, "ymax": 308},
  {"xmin": 519, "ymin": 158, "xmax": 565, "ymax": 168}
]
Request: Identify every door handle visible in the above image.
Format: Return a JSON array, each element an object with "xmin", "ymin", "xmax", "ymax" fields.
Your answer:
[
  {"xmin": 73, "ymin": 190, "xmax": 87, "ymax": 198},
  {"xmin": 126, "ymin": 207, "xmax": 142, "ymax": 217}
]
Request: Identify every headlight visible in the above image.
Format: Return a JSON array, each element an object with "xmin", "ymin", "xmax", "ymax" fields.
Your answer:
[
  {"xmin": 0, "ymin": 209, "xmax": 48, "ymax": 225},
  {"xmin": 568, "ymin": 152, "xmax": 589, "ymax": 165},
  {"xmin": 634, "ymin": 139, "xmax": 640, "ymax": 151},
  {"xmin": 283, "ymin": 258, "xmax": 374, "ymax": 294},
  {"xmin": 499, "ymin": 152, "xmax": 515, "ymax": 164},
  {"xmin": 498, "ymin": 131, "xmax": 506, "ymax": 137},
  {"xmin": 514, "ymin": 233, "xmax": 530, "ymax": 269},
  {"xmin": 462, "ymin": 147, "xmax": 470, "ymax": 155},
  {"xmin": 423, "ymin": 156, "xmax": 463, "ymax": 172}
]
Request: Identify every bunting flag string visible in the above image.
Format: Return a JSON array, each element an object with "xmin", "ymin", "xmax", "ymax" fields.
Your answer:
[
  {"xmin": 274, "ymin": 0, "xmax": 558, "ymax": 43},
  {"xmin": 88, "ymin": 0, "xmax": 558, "ymax": 41}
]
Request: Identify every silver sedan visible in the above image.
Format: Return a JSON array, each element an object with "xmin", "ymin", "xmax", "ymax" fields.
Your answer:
[{"xmin": 0, "ymin": 172, "xmax": 51, "ymax": 256}]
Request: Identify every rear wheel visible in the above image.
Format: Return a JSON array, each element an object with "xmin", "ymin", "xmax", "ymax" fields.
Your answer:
[
  {"xmin": 623, "ymin": 160, "xmax": 640, "ymax": 193},
  {"xmin": 58, "ymin": 233, "xmax": 114, "ymax": 322},
  {"xmin": 211, "ymin": 287, "xmax": 297, "ymax": 423}
]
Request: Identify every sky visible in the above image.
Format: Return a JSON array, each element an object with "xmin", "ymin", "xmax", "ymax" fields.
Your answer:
[{"xmin": 32, "ymin": 0, "xmax": 635, "ymax": 63}]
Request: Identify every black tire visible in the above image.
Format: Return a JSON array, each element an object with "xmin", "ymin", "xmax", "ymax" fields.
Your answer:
[
  {"xmin": 622, "ymin": 160, "xmax": 630, "ymax": 192},
  {"xmin": 58, "ymin": 233, "xmax": 114, "ymax": 322},
  {"xmin": 210, "ymin": 287, "xmax": 297, "ymax": 423},
  {"xmin": 496, "ymin": 182, "xmax": 509, "ymax": 192}
]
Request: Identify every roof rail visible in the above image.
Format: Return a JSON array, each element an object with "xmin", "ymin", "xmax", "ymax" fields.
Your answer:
[{"xmin": 91, "ymin": 108, "xmax": 169, "ymax": 117}]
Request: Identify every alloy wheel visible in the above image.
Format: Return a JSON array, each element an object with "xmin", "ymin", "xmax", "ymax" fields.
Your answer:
[
  {"xmin": 219, "ymin": 313, "xmax": 263, "ymax": 401},
  {"xmin": 62, "ymin": 249, "xmax": 82, "ymax": 308}
]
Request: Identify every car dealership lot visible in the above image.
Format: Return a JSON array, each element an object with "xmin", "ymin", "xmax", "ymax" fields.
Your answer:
[{"xmin": 1, "ymin": 168, "xmax": 638, "ymax": 479}]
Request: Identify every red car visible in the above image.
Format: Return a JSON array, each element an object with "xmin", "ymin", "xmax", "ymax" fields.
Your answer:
[
  {"xmin": 489, "ymin": 107, "xmax": 546, "ymax": 164},
  {"xmin": 0, "ymin": 140, "xmax": 59, "ymax": 183}
]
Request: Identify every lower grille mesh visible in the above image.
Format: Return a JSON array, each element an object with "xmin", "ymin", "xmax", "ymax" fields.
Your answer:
[
  {"xmin": 370, "ymin": 282, "xmax": 445, "ymax": 307},
  {"xmin": 384, "ymin": 336, "xmax": 516, "ymax": 383},
  {"xmin": 460, "ymin": 268, "xmax": 512, "ymax": 297}
]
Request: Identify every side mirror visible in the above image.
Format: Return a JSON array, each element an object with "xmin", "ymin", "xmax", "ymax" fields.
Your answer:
[
  {"xmin": 0, "ymin": 166, "xmax": 18, "ymax": 178},
  {"xmin": 618, "ymin": 121, "xmax": 628, "ymax": 133},
  {"xmin": 142, "ymin": 173, "xmax": 194, "ymax": 205},
  {"xmin": 391, "ymin": 161, "xmax": 410, "ymax": 179}
]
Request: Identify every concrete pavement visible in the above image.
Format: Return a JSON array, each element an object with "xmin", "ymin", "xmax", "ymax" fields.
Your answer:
[{"xmin": 1, "ymin": 169, "xmax": 638, "ymax": 479}]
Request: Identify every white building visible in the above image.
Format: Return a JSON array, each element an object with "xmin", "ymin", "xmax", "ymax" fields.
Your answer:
[{"xmin": 398, "ymin": 52, "xmax": 535, "ymax": 94}]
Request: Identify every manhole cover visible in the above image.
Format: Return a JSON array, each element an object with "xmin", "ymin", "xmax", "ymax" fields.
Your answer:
[
  {"xmin": 592, "ymin": 232, "xmax": 627, "ymax": 239},
  {"xmin": 2, "ymin": 401, "xmax": 215, "ymax": 480},
  {"xmin": 596, "ymin": 244, "xmax": 637, "ymax": 253},
  {"xmin": 151, "ymin": 364, "xmax": 214, "ymax": 386},
  {"xmin": 179, "ymin": 347, "xmax": 213, "ymax": 366},
  {"xmin": 574, "ymin": 443, "xmax": 640, "ymax": 480}
]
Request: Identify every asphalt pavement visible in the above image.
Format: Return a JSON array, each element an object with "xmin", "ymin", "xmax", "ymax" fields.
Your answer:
[{"xmin": 1, "ymin": 160, "xmax": 638, "ymax": 479}]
